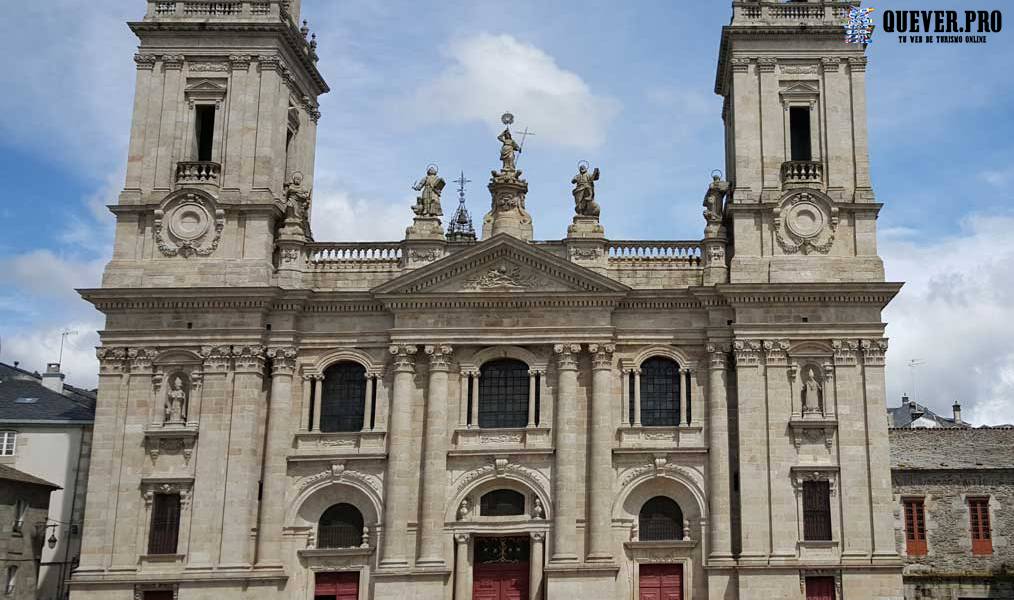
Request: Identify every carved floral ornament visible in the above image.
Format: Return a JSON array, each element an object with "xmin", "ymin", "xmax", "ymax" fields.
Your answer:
[
  {"xmin": 774, "ymin": 192, "xmax": 838, "ymax": 255},
  {"xmin": 154, "ymin": 192, "xmax": 225, "ymax": 258},
  {"xmin": 463, "ymin": 262, "xmax": 543, "ymax": 290}
]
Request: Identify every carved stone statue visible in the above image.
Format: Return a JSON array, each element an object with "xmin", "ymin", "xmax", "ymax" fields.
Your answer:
[
  {"xmin": 532, "ymin": 497, "xmax": 545, "ymax": 520},
  {"xmin": 497, "ymin": 128, "xmax": 521, "ymax": 173},
  {"xmin": 412, "ymin": 166, "xmax": 445, "ymax": 217},
  {"xmin": 572, "ymin": 164, "xmax": 601, "ymax": 217},
  {"xmin": 801, "ymin": 366, "xmax": 823, "ymax": 413},
  {"xmin": 703, "ymin": 173, "xmax": 730, "ymax": 223},
  {"xmin": 283, "ymin": 171, "xmax": 313, "ymax": 237},
  {"xmin": 166, "ymin": 375, "xmax": 188, "ymax": 423},
  {"xmin": 457, "ymin": 498, "xmax": 470, "ymax": 521}
]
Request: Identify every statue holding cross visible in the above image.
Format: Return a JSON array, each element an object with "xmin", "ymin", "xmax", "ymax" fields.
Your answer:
[{"xmin": 496, "ymin": 112, "xmax": 534, "ymax": 175}]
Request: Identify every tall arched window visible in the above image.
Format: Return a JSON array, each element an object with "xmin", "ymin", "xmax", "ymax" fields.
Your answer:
[
  {"xmin": 640, "ymin": 357, "xmax": 680, "ymax": 426},
  {"xmin": 318, "ymin": 503, "xmax": 364, "ymax": 549},
  {"xmin": 638, "ymin": 496, "xmax": 684, "ymax": 541},
  {"xmin": 480, "ymin": 489, "xmax": 526, "ymax": 517},
  {"xmin": 321, "ymin": 362, "xmax": 366, "ymax": 432},
  {"xmin": 478, "ymin": 359, "xmax": 529, "ymax": 429}
]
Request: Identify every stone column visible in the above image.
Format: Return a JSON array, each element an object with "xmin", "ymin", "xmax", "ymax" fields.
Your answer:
[
  {"xmin": 621, "ymin": 368, "xmax": 631, "ymax": 425},
  {"xmin": 833, "ymin": 339, "xmax": 872, "ymax": 560},
  {"xmin": 256, "ymin": 346, "xmax": 297, "ymax": 567},
  {"xmin": 539, "ymin": 370, "xmax": 552, "ymax": 430},
  {"xmin": 470, "ymin": 372, "xmax": 480, "ymax": 427},
  {"xmin": 300, "ymin": 373, "xmax": 313, "ymax": 431},
  {"xmin": 733, "ymin": 340, "xmax": 769, "ymax": 562},
  {"xmin": 706, "ymin": 344, "xmax": 734, "ymax": 562},
  {"xmin": 454, "ymin": 533, "xmax": 470, "ymax": 600},
  {"xmin": 362, "ymin": 373, "xmax": 375, "ymax": 431},
  {"xmin": 587, "ymin": 344, "xmax": 615, "ymax": 562},
  {"xmin": 633, "ymin": 369, "xmax": 642, "ymax": 426},
  {"xmin": 220, "ymin": 345, "xmax": 266, "ymax": 567},
  {"xmin": 312, "ymin": 375, "xmax": 323, "ymax": 431},
  {"xmin": 527, "ymin": 369, "xmax": 538, "ymax": 427},
  {"xmin": 380, "ymin": 345, "xmax": 417, "ymax": 567},
  {"xmin": 530, "ymin": 532, "xmax": 545, "ymax": 600},
  {"xmin": 679, "ymin": 367, "xmax": 689, "ymax": 426},
  {"xmin": 550, "ymin": 344, "xmax": 581, "ymax": 563},
  {"xmin": 822, "ymin": 57, "xmax": 854, "ymax": 199},
  {"xmin": 418, "ymin": 344, "xmax": 453, "ymax": 566},
  {"xmin": 763, "ymin": 340, "xmax": 796, "ymax": 560}
]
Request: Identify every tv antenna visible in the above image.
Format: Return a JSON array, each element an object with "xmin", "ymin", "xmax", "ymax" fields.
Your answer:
[
  {"xmin": 907, "ymin": 358, "xmax": 926, "ymax": 403},
  {"xmin": 58, "ymin": 329, "xmax": 78, "ymax": 366}
]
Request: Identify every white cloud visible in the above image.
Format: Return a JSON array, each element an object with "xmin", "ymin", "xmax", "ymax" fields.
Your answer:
[
  {"xmin": 311, "ymin": 191, "xmax": 414, "ymax": 242},
  {"xmin": 882, "ymin": 214, "xmax": 1014, "ymax": 426},
  {"xmin": 1, "ymin": 322, "xmax": 102, "ymax": 390},
  {"xmin": 408, "ymin": 33, "xmax": 619, "ymax": 150},
  {"xmin": 981, "ymin": 165, "xmax": 1014, "ymax": 187},
  {"xmin": 2, "ymin": 250, "xmax": 105, "ymax": 302}
]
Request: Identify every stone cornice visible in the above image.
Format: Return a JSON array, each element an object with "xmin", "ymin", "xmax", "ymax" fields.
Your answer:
[{"xmin": 715, "ymin": 283, "xmax": 902, "ymax": 308}]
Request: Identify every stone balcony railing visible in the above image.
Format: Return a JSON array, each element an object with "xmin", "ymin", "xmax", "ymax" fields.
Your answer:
[
  {"xmin": 175, "ymin": 161, "xmax": 221, "ymax": 187},
  {"xmin": 607, "ymin": 241, "xmax": 702, "ymax": 268},
  {"xmin": 780, "ymin": 160, "xmax": 824, "ymax": 188},
  {"xmin": 146, "ymin": 0, "xmax": 285, "ymax": 21},
  {"xmin": 306, "ymin": 242, "xmax": 403, "ymax": 270},
  {"xmin": 732, "ymin": 1, "xmax": 854, "ymax": 25}
]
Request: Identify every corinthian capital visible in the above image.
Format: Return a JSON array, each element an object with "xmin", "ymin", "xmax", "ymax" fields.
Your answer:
[
  {"xmin": 424, "ymin": 344, "xmax": 453, "ymax": 371},
  {"xmin": 860, "ymin": 338, "xmax": 888, "ymax": 366},
  {"xmin": 389, "ymin": 344, "xmax": 418, "ymax": 372},
  {"xmin": 587, "ymin": 344, "xmax": 615, "ymax": 370},
  {"xmin": 553, "ymin": 344, "xmax": 581, "ymax": 371},
  {"xmin": 267, "ymin": 346, "xmax": 298, "ymax": 375}
]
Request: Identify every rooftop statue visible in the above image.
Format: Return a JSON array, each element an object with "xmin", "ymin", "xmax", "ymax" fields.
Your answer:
[
  {"xmin": 572, "ymin": 163, "xmax": 601, "ymax": 217},
  {"xmin": 283, "ymin": 171, "xmax": 313, "ymax": 237},
  {"xmin": 412, "ymin": 165, "xmax": 446, "ymax": 217},
  {"xmin": 703, "ymin": 173, "xmax": 729, "ymax": 224},
  {"xmin": 497, "ymin": 128, "xmax": 522, "ymax": 173}
]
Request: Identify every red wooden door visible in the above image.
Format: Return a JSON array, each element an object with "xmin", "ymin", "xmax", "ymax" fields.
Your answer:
[
  {"xmin": 314, "ymin": 571, "xmax": 359, "ymax": 600},
  {"xmin": 473, "ymin": 564, "xmax": 529, "ymax": 600},
  {"xmin": 639, "ymin": 564, "xmax": 682, "ymax": 600},
  {"xmin": 805, "ymin": 576, "xmax": 836, "ymax": 600}
]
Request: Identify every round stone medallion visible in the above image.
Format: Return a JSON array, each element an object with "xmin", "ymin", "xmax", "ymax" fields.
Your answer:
[
  {"xmin": 168, "ymin": 202, "xmax": 210, "ymax": 241},
  {"xmin": 785, "ymin": 200, "xmax": 825, "ymax": 239}
]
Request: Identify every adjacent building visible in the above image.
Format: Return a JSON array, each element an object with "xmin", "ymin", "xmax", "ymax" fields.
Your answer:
[
  {"xmin": 0, "ymin": 362, "xmax": 95, "ymax": 599},
  {"xmin": 891, "ymin": 427, "xmax": 1014, "ymax": 600},
  {"xmin": 0, "ymin": 463, "xmax": 60, "ymax": 600},
  {"xmin": 71, "ymin": 1, "xmax": 904, "ymax": 599}
]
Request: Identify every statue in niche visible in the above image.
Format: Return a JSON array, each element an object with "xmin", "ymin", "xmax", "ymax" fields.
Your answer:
[
  {"xmin": 571, "ymin": 163, "xmax": 601, "ymax": 217},
  {"xmin": 412, "ymin": 165, "xmax": 445, "ymax": 217},
  {"xmin": 801, "ymin": 365, "xmax": 823, "ymax": 414},
  {"xmin": 532, "ymin": 497, "xmax": 545, "ymax": 519},
  {"xmin": 497, "ymin": 128, "xmax": 522, "ymax": 173},
  {"xmin": 165, "ymin": 375, "xmax": 188, "ymax": 424},
  {"xmin": 703, "ymin": 173, "xmax": 729, "ymax": 223},
  {"xmin": 457, "ymin": 498, "xmax": 470, "ymax": 521},
  {"xmin": 283, "ymin": 171, "xmax": 313, "ymax": 236}
]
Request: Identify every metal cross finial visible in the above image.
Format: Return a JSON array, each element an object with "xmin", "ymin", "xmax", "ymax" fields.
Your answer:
[{"xmin": 453, "ymin": 171, "xmax": 472, "ymax": 201}]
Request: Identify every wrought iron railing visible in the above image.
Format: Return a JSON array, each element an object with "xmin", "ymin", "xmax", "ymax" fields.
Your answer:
[{"xmin": 317, "ymin": 524, "xmax": 362, "ymax": 549}]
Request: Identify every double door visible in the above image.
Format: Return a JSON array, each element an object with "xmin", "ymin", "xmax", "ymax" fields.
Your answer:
[
  {"xmin": 314, "ymin": 571, "xmax": 359, "ymax": 600},
  {"xmin": 638, "ymin": 564, "xmax": 682, "ymax": 600}
]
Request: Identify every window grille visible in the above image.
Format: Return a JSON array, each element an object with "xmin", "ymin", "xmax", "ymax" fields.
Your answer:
[
  {"xmin": 320, "ymin": 362, "xmax": 366, "ymax": 432},
  {"xmin": 802, "ymin": 481, "xmax": 832, "ymax": 541},
  {"xmin": 478, "ymin": 359, "xmax": 528, "ymax": 429},
  {"xmin": 148, "ymin": 494, "xmax": 181, "ymax": 555},
  {"xmin": 318, "ymin": 503, "xmax": 364, "ymax": 549},
  {"xmin": 640, "ymin": 358, "xmax": 680, "ymax": 426},
  {"xmin": 903, "ymin": 498, "xmax": 927, "ymax": 556},
  {"xmin": 638, "ymin": 496, "xmax": 684, "ymax": 541},
  {"xmin": 480, "ymin": 489, "xmax": 526, "ymax": 517}
]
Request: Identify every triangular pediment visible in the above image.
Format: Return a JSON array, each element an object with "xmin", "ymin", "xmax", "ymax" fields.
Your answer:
[
  {"xmin": 371, "ymin": 234, "xmax": 630, "ymax": 296},
  {"xmin": 781, "ymin": 81, "xmax": 819, "ymax": 96},
  {"xmin": 185, "ymin": 78, "xmax": 228, "ymax": 93}
]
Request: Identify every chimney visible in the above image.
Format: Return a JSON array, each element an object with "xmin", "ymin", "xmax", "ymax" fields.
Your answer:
[
  {"xmin": 952, "ymin": 403, "xmax": 963, "ymax": 424},
  {"xmin": 901, "ymin": 394, "xmax": 910, "ymax": 404},
  {"xmin": 41, "ymin": 363, "xmax": 65, "ymax": 394}
]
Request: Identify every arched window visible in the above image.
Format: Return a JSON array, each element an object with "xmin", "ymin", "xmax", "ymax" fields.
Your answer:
[
  {"xmin": 639, "ymin": 496, "xmax": 684, "ymax": 541},
  {"xmin": 321, "ymin": 362, "xmax": 366, "ymax": 432},
  {"xmin": 480, "ymin": 489, "xmax": 526, "ymax": 517},
  {"xmin": 478, "ymin": 359, "xmax": 529, "ymax": 429},
  {"xmin": 318, "ymin": 503, "xmax": 364, "ymax": 549},
  {"xmin": 640, "ymin": 357, "xmax": 680, "ymax": 426}
]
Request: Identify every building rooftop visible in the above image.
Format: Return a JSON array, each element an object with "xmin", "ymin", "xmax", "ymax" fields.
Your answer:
[
  {"xmin": 890, "ymin": 427, "xmax": 1014, "ymax": 470},
  {"xmin": 887, "ymin": 395, "xmax": 968, "ymax": 429},
  {"xmin": 0, "ymin": 463, "xmax": 60, "ymax": 489},
  {"xmin": 0, "ymin": 362, "xmax": 95, "ymax": 424}
]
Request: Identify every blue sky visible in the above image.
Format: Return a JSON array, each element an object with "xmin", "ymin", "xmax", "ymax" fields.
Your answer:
[{"xmin": 1, "ymin": 1, "xmax": 1012, "ymax": 424}]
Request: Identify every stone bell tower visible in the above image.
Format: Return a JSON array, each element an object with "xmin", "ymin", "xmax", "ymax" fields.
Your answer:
[
  {"xmin": 715, "ymin": 0, "xmax": 882, "ymax": 284},
  {"xmin": 105, "ymin": 0, "xmax": 328, "ymax": 289}
]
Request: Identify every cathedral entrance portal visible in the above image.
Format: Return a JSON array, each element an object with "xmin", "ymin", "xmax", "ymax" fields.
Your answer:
[
  {"xmin": 313, "ymin": 571, "xmax": 359, "ymax": 600},
  {"xmin": 638, "ymin": 564, "xmax": 683, "ymax": 600},
  {"xmin": 472, "ymin": 536, "xmax": 530, "ymax": 600}
]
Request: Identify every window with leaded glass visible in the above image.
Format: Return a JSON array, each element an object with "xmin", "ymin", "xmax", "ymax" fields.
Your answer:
[
  {"xmin": 480, "ymin": 489, "xmax": 526, "ymax": 517},
  {"xmin": 478, "ymin": 359, "xmax": 529, "ymax": 429},
  {"xmin": 318, "ymin": 503, "xmax": 364, "ymax": 549},
  {"xmin": 638, "ymin": 496, "xmax": 684, "ymax": 541},
  {"xmin": 802, "ymin": 480, "xmax": 832, "ymax": 541},
  {"xmin": 640, "ymin": 357, "xmax": 680, "ymax": 426},
  {"xmin": 148, "ymin": 493, "xmax": 181, "ymax": 555},
  {"xmin": 321, "ymin": 362, "xmax": 366, "ymax": 432}
]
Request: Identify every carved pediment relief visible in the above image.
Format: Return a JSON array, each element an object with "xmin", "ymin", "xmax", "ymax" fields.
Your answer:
[
  {"xmin": 185, "ymin": 78, "xmax": 227, "ymax": 107},
  {"xmin": 371, "ymin": 234, "xmax": 630, "ymax": 297}
]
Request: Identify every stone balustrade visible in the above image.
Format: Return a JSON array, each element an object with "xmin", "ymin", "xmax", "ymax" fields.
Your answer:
[
  {"xmin": 607, "ymin": 241, "xmax": 702, "ymax": 267},
  {"xmin": 306, "ymin": 243, "xmax": 402, "ymax": 270},
  {"xmin": 733, "ymin": 1, "xmax": 853, "ymax": 25},
  {"xmin": 781, "ymin": 160, "xmax": 824, "ymax": 187},
  {"xmin": 175, "ymin": 161, "xmax": 221, "ymax": 186},
  {"xmin": 148, "ymin": 0, "xmax": 281, "ymax": 20}
]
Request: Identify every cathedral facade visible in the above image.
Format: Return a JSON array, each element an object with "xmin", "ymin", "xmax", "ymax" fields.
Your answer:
[{"xmin": 71, "ymin": 1, "xmax": 904, "ymax": 599}]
